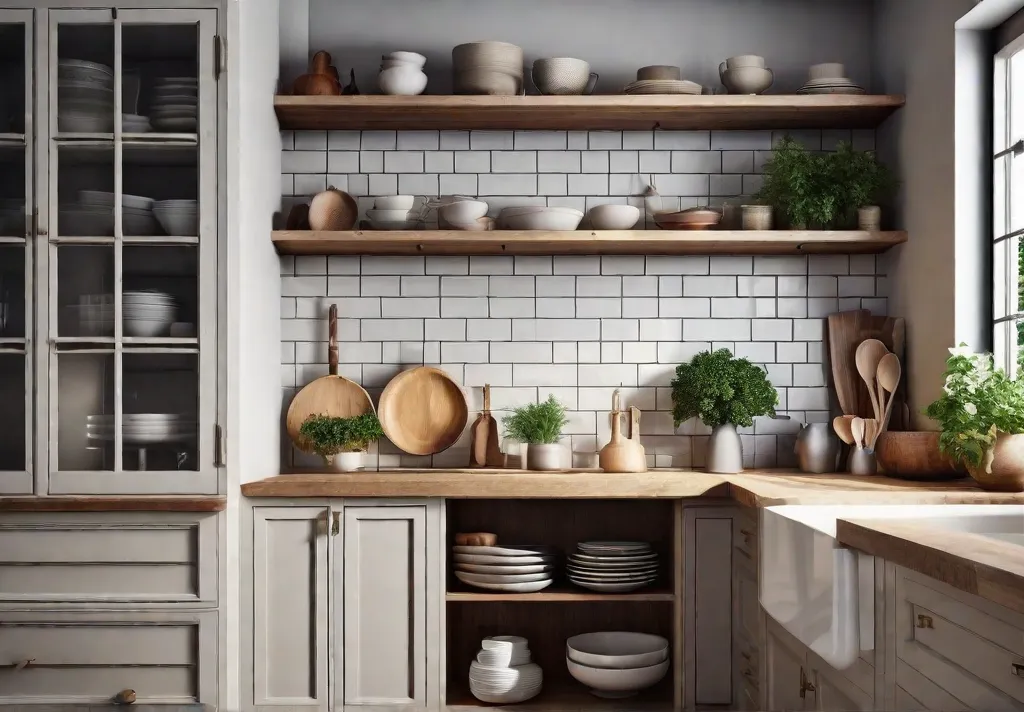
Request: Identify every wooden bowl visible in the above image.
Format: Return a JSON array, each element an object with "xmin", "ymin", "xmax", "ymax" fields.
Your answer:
[
  {"xmin": 378, "ymin": 366, "xmax": 469, "ymax": 456},
  {"xmin": 874, "ymin": 431, "xmax": 966, "ymax": 480},
  {"xmin": 455, "ymin": 532, "xmax": 498, "ymax": 546}
]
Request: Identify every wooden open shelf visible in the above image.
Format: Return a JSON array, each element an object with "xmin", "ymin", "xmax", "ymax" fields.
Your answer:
[
  {"xmin": 274, "ymin": 94, "xmax": 905, "ymax": 131},
  {"xmin": 446, "ymin": 683, "xmax": 671, "ymax": 710},
  {"xmin": 273, "ymin": 229, "xmax": 907, "ymax": 256},
  {"xmin": 446, "ymin": 584, "xmax": 675, "ymax": 603}
]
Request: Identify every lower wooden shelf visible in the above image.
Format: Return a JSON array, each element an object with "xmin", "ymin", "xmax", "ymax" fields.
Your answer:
[
  {"xmin": 272, "ymin": 229, "xmax": 907, "ymax": 256},
  {"xmin": 446, "ymin": 584, "xmax": 675, "ymax": 603},
  {"xmin": 445, "ymin": 682, "xmax": 672, "ymax": 710}
]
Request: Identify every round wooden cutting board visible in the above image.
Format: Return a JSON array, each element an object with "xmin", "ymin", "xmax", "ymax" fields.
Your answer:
[{"xmin": 378, "ymin": 366, "xmax": 469, "ymax": 456}]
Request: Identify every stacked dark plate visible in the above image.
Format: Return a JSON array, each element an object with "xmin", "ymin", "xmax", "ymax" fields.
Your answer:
[{"xmin": 567, "ymin": 541, "xmax": 658, "ymax": 593}]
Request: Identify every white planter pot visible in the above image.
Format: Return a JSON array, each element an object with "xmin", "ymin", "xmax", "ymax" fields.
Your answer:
[
  {"xmin": 331, "ymin": 451, "xmax": 363, "ymax": 472},
  {"xmin": 526, "ymin": 443, "xmax": 565, "ymax": 471},
  {"xmin": 706, "ymin": 424, "xmax": 743, "ymax": 474},
  {"xmin": 857, "ymin": 205, "xmax": 881, "ymax": 231}
]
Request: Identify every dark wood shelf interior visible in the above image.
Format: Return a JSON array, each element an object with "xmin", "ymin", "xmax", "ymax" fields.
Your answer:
[{"xmin": 446, "ymin": 583, "xmax": 676, "ymax": 603}]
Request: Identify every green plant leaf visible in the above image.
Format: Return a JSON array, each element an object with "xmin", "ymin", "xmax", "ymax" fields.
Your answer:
[
  {"xmin": 670, "ymin": 348, "xmax": 778, "ymax": 428},
  {"xmin": 501, "ymin": 395, "xmax": 569, "ymax": 444},
  {"xmin": 299, "ymin": 413, "xmax": 384, "ymax": 461}
]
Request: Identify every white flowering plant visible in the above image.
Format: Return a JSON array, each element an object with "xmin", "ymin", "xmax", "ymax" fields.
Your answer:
[{"xmin": 924, "ymin": 345, "xmax": 1024, "ymax": 467}]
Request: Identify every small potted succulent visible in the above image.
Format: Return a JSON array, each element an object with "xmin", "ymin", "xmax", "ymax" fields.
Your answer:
[
  {"xmin": 671, "ymin": 348, "xmax": 778, "ymax": 473},
  {"xmin": 502, "ymin": 395, "xmax": 570, "ymax": 471},
  {"xmin": 925, "ymin": 345, "xmax": 1024, "ymax": 491},
  {"xmin": 299, "ymin": 412, "xmax": 384, "ymax": 472}
]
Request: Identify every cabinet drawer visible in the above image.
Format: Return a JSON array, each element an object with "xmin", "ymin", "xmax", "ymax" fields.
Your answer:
[
  {"xmin": 0, "ymin": 512, "xmax": 216, "ymax": 603},
  {"xmin": 896, "ymin": 567, "xmax": 1024, "ymax": 709},
  {"xmin": 734, "ymin": 507, "xmax": 758, "ymax": 564},
  {"xmin": 0, "ymin": 610, "xmax": 216, "ymax": 705}
]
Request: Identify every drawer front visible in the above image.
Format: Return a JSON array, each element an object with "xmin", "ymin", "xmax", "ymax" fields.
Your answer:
[
  {"xmin": 896, "ymin": 569, "xmax": 1024, "ymax": 709},
  {"xmin": 895, "ymin": 659, "xmax": 973, "ymax": 712},
  {"xmin": 0, "ymin": 611, "xmax": 216, "ymax": 704},
  {"xmin": 734, "ymin": 561, "xmax": 760, "ymax": 646},
  {"xmin": 734, "ymin": 507, "xmax": 758, "ymax": 564},
  {"xmin": 0, "ymin": 512, "xmax": 216, "ymax": 603}
]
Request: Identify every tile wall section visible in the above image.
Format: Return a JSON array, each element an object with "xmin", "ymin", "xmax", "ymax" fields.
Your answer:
[{"xmin": 280, "ymin": 128, "xmax": 887, "ymax": 469}]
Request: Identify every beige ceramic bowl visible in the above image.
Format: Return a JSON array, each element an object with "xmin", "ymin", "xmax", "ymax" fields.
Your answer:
[
  {"xmin": 637, "ymin": 64, "xmax": 681, "ymax": 81},
  {"xmin": 725, "ymin": 54, "xmax": 765, "ymax": 69},
  {"xmin": 721, "ymin": 66, "xmax": 774, "ymax": 95},
  {"xmin": 455, "ymin": 69, "xmax": 521, "ymax": 96}
]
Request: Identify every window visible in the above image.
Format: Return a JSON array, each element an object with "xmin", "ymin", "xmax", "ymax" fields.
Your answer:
[{"xmin": 993, "ymin": 30, "xmax": 1024, "ymax": 375}]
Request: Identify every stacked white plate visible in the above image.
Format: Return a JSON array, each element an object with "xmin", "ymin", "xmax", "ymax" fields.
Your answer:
[
  {"xmin": 58, "ymin": 59, "xmax": 114, "ymax": 133},
  {"xmin": 453, "ymin": 544, "xmax": 556, "ymax": 593},
  {"xmin": 124, "ymin": 290, "xmax": 177, "ymax": 337},
  {"xmin": 797, "ymin": 64, "xmax": 865, "ymax": 95},
  {"xmin": 623, "ymin": 79, "xmax": 701, "ymax": 95},
  {"xmin": 72, "ymin": 293, "xmax": 114, "ymax": 336},
  {"xmin": 78, "ymin": 190, "xmax": 159, "ymax": 236},
  {"xmin": 567, "ymin": 542, "xmax": 659, "ymax": 593},
  {"xmin": 123, "ymin": 113, "xmax": 152, "ymax": 133},
  {"xmin": 86, "ymin": 413, "xmax": 196, "ymax": 445},
  {"xmin": 151, "ymin": 77, "xmax": 197, "ymax": 132},
  {"xmin": 469, "ymin": 635, "xmax": 542, "ymax": 704},
  {"xmin": 154, "ymin": 199, "xmax": 199, "ymax": 236}
]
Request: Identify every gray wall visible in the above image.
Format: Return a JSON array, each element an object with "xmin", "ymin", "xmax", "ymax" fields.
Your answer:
[{"xmin": 295, "ymin": 0, "xmax": 875, "ymax": 94}]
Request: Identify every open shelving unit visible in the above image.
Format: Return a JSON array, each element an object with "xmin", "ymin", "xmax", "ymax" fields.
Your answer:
[{"xmin": 274, "ymin": 94, "xmax": 906, "ymax": 131}]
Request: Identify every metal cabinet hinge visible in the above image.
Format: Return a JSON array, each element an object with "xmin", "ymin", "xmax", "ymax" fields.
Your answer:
[
  {"xmin": 915, "ymin": 613, "xmax": 934, "ymax": 629},
  {"xmin": 1012, "ymin": 662, "xmax": 1023, "ymax": 677},
  {"xmin": 111, "ymin": 8, "xmax": 117, "ymax": 20},
  {"xmin": 330, "ymin": 510, "xmax": 341, "ymax": 536},
  {"xmin": 214, "ymin": 35, "xmax": 224, "ymax": 80},
  {"xmin": 214, "ymin": 424, "xmax": 226, "ymax": 467}
]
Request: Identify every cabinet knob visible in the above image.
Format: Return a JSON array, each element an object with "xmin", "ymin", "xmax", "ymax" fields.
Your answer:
[
  {"xmin": 915, "ymin": 613, "xmax": 934, "ymax": 629},
  {"xmin": 113, "ymin": 688, "xmax": 136, "ymax": 704}
]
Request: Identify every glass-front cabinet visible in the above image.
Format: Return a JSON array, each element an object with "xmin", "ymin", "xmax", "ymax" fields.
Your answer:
[{"xmin": 2, "ymin": 6, "xmax": 220, "ymax": 495}]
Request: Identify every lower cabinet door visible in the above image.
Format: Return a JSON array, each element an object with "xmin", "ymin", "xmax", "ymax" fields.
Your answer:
[
  {"xmin": 764, "ymin": 619, "xmax": 807, "ymax": 712},
  {"xmin": 0, "ymin": 610, "xmax": 216, "ymax": 705},
  {"xmin": 338, "ymin": 503, "xmax": 437, "ymax": 708},
  {"xmin": 251, "ymin": 506, "xmax": 330, "ymax": 711},
  {"xmin": 811, "ymin": 664, "xmax": 873, "ymax": 711}
]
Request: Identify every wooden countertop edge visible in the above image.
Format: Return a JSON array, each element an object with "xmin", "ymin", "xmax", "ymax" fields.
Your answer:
[
  {"xmin": 836, "ymin": 518, "xmax": 1024, "ymax": 616},
  {"xmin": 0, "ymin": 496, "xmax": 227, "ymax": 512}
]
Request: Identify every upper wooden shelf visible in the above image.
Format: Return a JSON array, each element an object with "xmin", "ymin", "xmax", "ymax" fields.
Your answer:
[
  {"xmin": 274, "ymin": 94, "xmax": 905, "ymax": 131},
  {"xmin": 272, "ymin": 229, "xmax": 907, "ymax": 256}
]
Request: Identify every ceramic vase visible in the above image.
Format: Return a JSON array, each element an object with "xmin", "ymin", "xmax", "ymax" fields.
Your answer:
[
  {"xmin": 331, "ymin": 451, "xmax": 363, "ymax": 472},
  {"xmin": 706, "ymin": 423, "xmax": 743, "ymax": 474},
  {"xmin": 795, "ymin": 423, "xmax": 840, "ymax": 473},
  {"xmin": 526, "ymin": 443, "xmax": 564, "ymax": 471},
  {"xmin": 858, "ymin": 205, "xmax": 881, "ymax": 231},
  {"xmin": 967, "ymin": 432, "xmax": 1024, "ymax": 492}
]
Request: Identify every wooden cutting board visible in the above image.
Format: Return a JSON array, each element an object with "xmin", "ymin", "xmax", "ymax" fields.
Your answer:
[{"xmin": 469, "ymin": 384, "xmax": 503, "ymax": 468}]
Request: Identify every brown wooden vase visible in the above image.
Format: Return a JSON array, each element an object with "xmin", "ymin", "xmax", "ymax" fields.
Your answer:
[{"xmin": 967, "ymin": 432, "xmax": 1024, "ymax": 492}]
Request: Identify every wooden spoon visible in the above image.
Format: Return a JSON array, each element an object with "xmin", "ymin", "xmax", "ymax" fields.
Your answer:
[
  {"xmin": 855, "ymin": 339, "xmax": 888, "ymax": 423},
  {"xmin": 863, "ymin": 418, "xmax": 879, "ymax": 451},
  {"xmin": 875, "ymin": 353, "xmax": 902, "ymax": 440},
  {"xmin": 832, "ymin": 415, "xmax": 855, "ymax": 446},
  {"xmin": 851, "ymin": 417, "xmax": 866, "ymax": 449}
]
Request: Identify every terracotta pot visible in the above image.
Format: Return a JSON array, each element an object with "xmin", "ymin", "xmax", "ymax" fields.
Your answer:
[{"xmin": 967, "ymin": 432, "xmax": 1024, "ymax": 492}]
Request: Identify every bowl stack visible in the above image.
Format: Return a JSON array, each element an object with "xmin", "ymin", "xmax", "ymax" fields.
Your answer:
[
  {"xmin": 154, "ymin": 199, "xmax": 199, "ymax": 236},
  {"xmin": 86, "ymin": 413, "xmax": 196, "ymax": 445},
  {"xmin": 567, "ymin": 541, "xmax": 659, "ymax": 593},
  {"xmin": 566, "ymin": 631, "xmax": 670, "ymax": 698},
  {"xmin": 719, "ymin": 55, "xmax": 774, "ymax": 95},
  {"xmin": 453, "ymin": 41, "xmax": 523, "ymax": 96},
  {"xmin": 77, "ymin": 190, "xmax": 159, "ymax": 236},
  {"xmin": 469, "ymin": 635, "xmax": 542, "ymax": 703},
  {"xmin": 58, "ymin": 59, "xmax": 114, "ymax": 133},
  {"xmin": 124, "ymin": 290, "xmax": 177, "ymax": 337},
  {"xmin": 624, "ymin": 66, "xmax": 699, "ymax": 95},
  {"xmin": 497, "ymin": 206, "xmax": 583, "ymax": 231},
  {"xmin": 453, "ymin": 543, "xmax": 556, "ymax": 593},
  {"xmin": 367, "ymin": 195, "xmax": 424, "ymax": 230},
  {"xmin": 151, "ymin": 77, "xmax": 198, "ymax": 131},
  {"xmin": 798, "ymin": 63, "xmax": 865, "ymax": 95},
  {"xmin": 379, "ymin": 51, "xmax": 428, "ymax": 96},
  {"xmin": 653, "ymin": 207, "xmax": 722, "ymax": 231}
]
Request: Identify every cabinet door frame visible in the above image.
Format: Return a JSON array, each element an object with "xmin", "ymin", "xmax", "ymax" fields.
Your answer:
[
  {"xmin": 0, "ymin": 7, "xmax": 34, "ymax": 494},
  {"xmin": 39, "ymin": 7, "xmax": 220, "ymax": 495}
]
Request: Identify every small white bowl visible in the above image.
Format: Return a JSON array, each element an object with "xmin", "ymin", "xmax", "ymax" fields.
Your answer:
[
  {"xmin": 440, "ymin": 199, "xmax": 488, "ymax": 223},
  {"xmin": 499, "ymin": 207, "xmax": 583, "ymax": 231},
  {"xmin": 587, "ymin": 204, "xmax": 640, "ymax": 230},
  {"xmin": 721, "ymin": 66, "xmax": 773, "ymax": 95},
  {"xmin": 366, "ymin": 208, "xmax": 412, "ymax": 221},
  {"xmin": 566, "ymin": 657, "xmax": 669, "ymax": 696},
  {"xmin": 385, "ymin": 51, "xmax": 426, "ymax": 68},
  {"xmin": 809, "ymin": 62, "xmax": 845, "ymax": 81},
  {"xmin": 566, "ymin": 632, "xmax": 669, "ymax": 670},
  {"xmin": 378, "ymin": 66, "xmax": 427, "ymax": 96},
  {"xmin": 374, "ymin": 195, "xmax": 416, "ymax": 211}
]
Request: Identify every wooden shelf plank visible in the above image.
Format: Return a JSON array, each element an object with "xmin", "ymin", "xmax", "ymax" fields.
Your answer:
[
  {"xmin": 445, "ymin": 586, "xmax": 675, "ymax": 603},
  {"xmin": 446, "ymin": 683, "xmax": 671, "ymax": 710},
  {"xmin": 275, "ymin": 94, "xmax": 905, "ymax": 131},
  {"xmin": 272, "ymin": 229, "xmax": 907, "ymax": 256}
]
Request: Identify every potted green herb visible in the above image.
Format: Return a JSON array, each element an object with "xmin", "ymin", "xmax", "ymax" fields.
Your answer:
[
  {"xmin": 671, "ymin": 349, "xmax": 778, "ymax": 473},
  {"xmin": 299, "ymin": 412, "xmax": 384, "ymax": 472},
  {"xmin": 501, "ymin": 395, "xmax": 570, "ymax": 471},
  {"xmin": 925, "ymin": 345, "xmax": 1024, "ymax": 491},
  {"xmin": 755, "ymin": 136, "xmax": 837, "ymax": 229},
  {"xmin": 828, "ymin": 142, "xmax": 897, "ymax": 230}
]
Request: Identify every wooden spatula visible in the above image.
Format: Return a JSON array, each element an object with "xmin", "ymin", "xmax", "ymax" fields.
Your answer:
[{"xmin": 469, "ymin": 384, "xmax": 503, "ymax": 468}]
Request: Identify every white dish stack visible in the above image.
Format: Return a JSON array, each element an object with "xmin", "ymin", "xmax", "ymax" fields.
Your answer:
[
  {"xmin": 124, "ymin": 290, "xmax": 177, "ymax": 337},
  {"xmin": 58, "ymin": 59, "xmax": 114, "ymax": 133},
  {"xmin": 77, "ymin": 190, "xmax": 159, "ymax": 236},
  {"xmin": 567, "ymin": 541, "xmax": 659, "ymax": 593},
  {"xmin": 469, "ymin": 635, "xmax": 543, "ymax": 704},
  {"xmin": 151, "ymin": 77, "xmax": 198, "ymax": 132},
  {"xmin": 797, "ymin": 63, "xmax": 865, "ymax": 95},
  {"xmin": 154, "ymin": 199, "xmax": 199, "ymax": 236},
  {"xmin": 453, "ymin": 544, "xmax": 556, "ymax": 593},
  {"xmin": 86, "ymin": 413, "xmax": 196, "ymax": 445},
  {"xmin": 566, "ymin": 631, "xmax": 670, "ymax": 698},
  {"xmin": 453, "ymin": 41, "xmax": 524, "ymax": 96}
]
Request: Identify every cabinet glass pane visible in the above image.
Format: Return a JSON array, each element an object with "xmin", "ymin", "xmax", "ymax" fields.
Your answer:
[
  {"xmin": 57, "ymin": 351, "xmax": 114, "ymax": 471},
  {"xmin": 56, "ymin": 23, "xmax": 114, "ymax": 136},
  {"xmin": 124, "ymin": 245, "xmax": 197, "ymax": 338},
  {"xmin": 0, "ymin": 145, "xmax": 25, "ymax": 237},
  {"xmin": 123, "ymin": 352, "xmax": 198, "ymax": 471},
  {"xmin": 123, "ymin": 146, "xmax": 198, "ymax": 237},
  {"xmin": 0, "ymin": 244, "xmax": 25, "ymax": 339},
  {"xmin": 58, "ymin": 145, "xmax": 114, "ymax": 238},
  {"xmin": 56, "ymin": 245, "xmax": 113, "ymax": 338},
  {"xmin": 0, "ymin": 22, "xmax": 25, "ymax": 135},
  {"xmin": 124, "ymin": 23, "xmax": 198, "ymax": 136},
  {"xmin": 0, "ymin": 353, "xmax": 25, "ymax": 471}
]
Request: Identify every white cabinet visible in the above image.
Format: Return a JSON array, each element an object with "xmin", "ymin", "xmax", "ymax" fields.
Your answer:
[
  {"xmin": 765, "ymin": 617, "xmax": 810, "ymax": 711},
  {"xmin": 246, "ymin": 500, "xmax": 442, "ymax": 712},
  {"xmin": 811, "ymin": 660, "xmax": 874, "ymax": 711}
]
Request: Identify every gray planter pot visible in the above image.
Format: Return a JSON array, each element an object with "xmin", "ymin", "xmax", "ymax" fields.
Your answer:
[
  {"xmin": 706, "ymin": 423, "xmax": 743, "ymax": 474},
  {"xmin": 526, "ymin": 443, "xmax": 565, "ymax": 471}
]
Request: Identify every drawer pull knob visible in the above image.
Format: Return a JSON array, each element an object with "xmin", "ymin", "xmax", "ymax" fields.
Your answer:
[
  {"xmin": 1013, "ymin": 663, "xmax": 1024, "ymax": 677},
  {"xmin": 114, "ymin": 688, "xmax": 136, "ymax": 704},
  {"xmin": 916, "ymin": 614, "xmax": 934, "ymax": 629},
  {"xmin": 13, "ymin": 658, "xmax": 34, "ymax": 670}
]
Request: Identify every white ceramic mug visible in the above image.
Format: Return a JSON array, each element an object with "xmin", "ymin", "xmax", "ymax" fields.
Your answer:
[{"xmin": 809, "ymin": 62, "xmax": 845, "ymax": 80}]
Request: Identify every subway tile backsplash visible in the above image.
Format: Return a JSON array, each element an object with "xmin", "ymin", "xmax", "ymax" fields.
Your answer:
[{"xmin": 280, "ymin": 129, "xmax": 886, "ymax": 470}]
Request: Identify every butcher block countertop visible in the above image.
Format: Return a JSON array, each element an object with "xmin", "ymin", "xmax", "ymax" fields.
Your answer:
[
  {"xmin": 837, "ymin": 517, "xmax": 1024, "ymax": 616},
  {"xmin": 241, "ymin": 468, "xmax": 1024, "ymax": 505}
]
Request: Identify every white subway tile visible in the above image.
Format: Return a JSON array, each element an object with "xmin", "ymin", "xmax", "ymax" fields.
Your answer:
[
  {"xmin": 470, "ymin": 256, "xmax": 515, "ymax": 275},
  {"xmin": 568, "ymin": 174, "xmax": 609, "ymax": 195},
  {"xmin": 622, "ymin": 297, "xmax": 659, "ymax": 318},
  {"xmin": 862, "ymin": 297, "xmax": 887, "ymax": 314},
  {"xmin": 280, "ymin": 173, "xmax": 294, "ymax": 196},
  {"xmin": 318, "ymin": 296, "xmax": 379, "ymax": 318},
  {"xmin": 441, "ymin": 341, "xmax": 489, "ymax": 363},
  {"xmin": 579, "ymin": 363, "xmax": 637, "ymax": 387},
  {"xmin": 514, "ymin": 131, "xmax": 567, "ymax": 149},
  {"xmin": 838, "ymin": 276, "xmax": 876, "ymax": 297},
  {"xmin": 514, "ymin": 363, "xmax": 577, "ymax": 386},
  {"xmin": 568, "ymin": 131, "xmax": 588, "ymax": 149},
  {"xmin": 280, "ymin": 255, "xmax": 294, "ymax": 276},
  {"xmin": 537, "ymin": 151, "xmax": 581, "ymax": 173},
  {"xmin": 362, "ymin": 131, "xmax": 397, "ymax": 149},
  {"xmin": 467, "ymin": 319, "xmax": 512, "ymax": 341},
  {"xmin": 440, "ymin": 131, "xmax": 470, "ymax": 150},
  {"xmin": 577, "ymin": 342, "xmax": 601, "ymax": 363},
  {"xmin": 684, "ymin": 319, "xmax": 751, "ymax": 341},
  {"xmin": 576, "ymin": 298, "xmax": 621, "ymax": 318},
  {"xmin": 711, "ymin": 298, "xmax": 757, "ymax": 318},
  {"xmin": 646, "ymin": 256, "xmax": 709, "ymax": 275},
  {"xmin": 327, "ymin": 130, "xmax": 360, "ymax": 149},
  {"xmin": 280, "ymin": 131, "xmax": 294, "ymax": 150},
  {"xmin": 735, "ymin": 341, "xmax": 775, "ymax": 363},
  {"xmin": 424, "ymin": 151, "xmax": 454, "ymax": 173},
  {"xmin": 536, "ymin": 297, "xmax": 575, "ymax": 317},
  {"xmin": 383, "ymin": 341, "xmax": 427, "ymax": 365},
  {"xmin": 776, "ymin": 276, "xmax": 807, "ymax": 297},
  {"xmin": 441, "ymin": 276, "xmax": 488, "ymax": 296},
  {"xmin": 683, "ymin": 276, "xmax": 737, "ymax": 297},
  {"xmin": 657, "ymin": 341, "xmax": 711, "ymax": 364},
  {"xmin": 360, "ymin": 150, "xmax": 384, "ymax": 173},
  {"xmin": 281, "ymin": 297, "xmax": 296, "ymax": 319},
  {"xmin": 362, "ymin": 319, "xmax": 423, "ymax": 341},
  {"xmin": 581, "ymin": 151, "xmax": 610, "ymax": 173},
  {"xmin": 361, "ymin": 275, "xmax": 401, "ymax": 295},
  {"xmin": 639, "ymin": 151, "xmax": 671, "ymax": 173},
  {"xmin": 808, "ymin": 276, "xmax": 838, "ymax": 297},
  {"xmin": 710, "ymin": 130, "xmax": 771, "ymax": 149},
  {"xmin": 601, "ymin": 318, "xmax": 639, "ymax": 340},
  {"xmin": 623, "ymin": 276, "xmax": 658, "ymax": 296},
  {"xmin": 281, "ymin": 341, "xmax": 295, "ymax": 364},
  {"xmin": 809, "ymin": 255, "xmax": 849, "ymax": 275},
  {"xmin": 441, "ymin": 297, "xmax": 488, "ymax": 318},
  {"xmin": 491, "ymin": 342, "xmax": 554, "ymax": 363},
  {"xmin": 294, "ymin": 256, "xmax": 326, "ymax": 275},
  {"xmin": 751, "ymin": 319, "xmax": 793, "ymax": 341},
  {"xmin": 737, "ymin": 276, "xmax": 775, "ymax": 297},
  {"xmin": 515, "ymin": 256, "xmax": 553, "ymax": 275},
  {"xmin": 439, "ymin": 174, "xmax": 478, "ymax": 195},
  {"xmin": 710, "ymin": 174, "xmax": 743, "ymax": 196},
  {"xmin": 754, "ymin": 256, "xmax": 806, "ymax": 275},
  {"xmin": 490, "ymin": 297, "xmax": 535, "ymax": 318},
  {"xmin": 281, "ymin": 365, "xmax": 296, "ymax": 387},
  {"xmin": 399, "ymin": 276, "xmax": 440, "ymax": 297},
  {"xmin": 327, "ymin": 151, "xmax": 359, "ymax": 173},
  {"xmin": 553, "ymin": 342, "xmax": 577, "ymax": 363},
  {"xmin": 470, "ymin": 131, "xmax": 514, "ymax": 149},
  {"xmin": 382, "ymin": 298, "xmax": 439, "ymax": 318},
  {"xmin": 849, "ymin": 255, "xmax": 876, "ymax": 275},
  {"xmin": 368, "ymin": 174, "xmax": 398, "ymax": 195},
  {"xmin": 776, "ymin": 342, "xmax": 808, "ymax": 363},
  {"xmin": 792, "ymin": 364, "xmax": 826, "ymax": 387},
  {"xmin": 465, "ymin": 364, "xmax": 513, "ymax": 386},
  {"xmin": 426, "ymin": 256, "xmax": 469, "ymax": 275},
  {"xmin": 516, "ymin": 318, "xmax": 600, "ymax": 341},
  {"xmin": 609, "ymin": 174, "xmax": 645, "ymax": 195},
  {"xmin": 478, "ymin": 173, "xmax": 538, "ymax": 195},
  {"xmin": 346, "ymin": 174, "xmax": 369, "ymax": 196},
  {"xmin": 586, "ymin": 131, "xmax": 620, "ymax": 149},
  {"xmin": 293, "ymin": 174, "xmax": 327, "ymax": 195},
  {"xmin": 492, "ymin": 151, "xmax": 538, "ymax": 173},
  {"xmin": 491, "ymin": 275, "xmax": 535, "ymax": 297},
  {"xmin": 660, "ymin": 298, "xmax": 711, "ymax": 318},
  {"xmin": 282, "ymin": 151, "xmax": 326, "ymax": 173},
  {"xmin": 602, "ymin": 342, "xmax": 622, "ymax": 362},
  {"xmin": 793, "ymin": 318, "xmax": 824, "ymax": 341},
  {"xmin": 622, "ymin": 131, "xmax": 654, "ymax": 149},
  {"xmin": 454, "ymin": 151, "xmax": 490, "ymax": 173},
  {"xmin": 537, "ymin": 174, "xmax": 568, "ymax": 195},
  {"xmin": 755, "ymin": 298, "xmax": 776, "ymax": 317},
  {"xmin": 671, "ymin": 151, "xmax": 721, "ymax": 173},
  {"xmin": 553, "ymin": 255, "xmax": 601, "ymax": 275},
  {"xmin": 655, "ymin": 275, "xmax": 681, "ymax": 297},
  {"xmin": 622, "ymin": 341, "xmax": 657, "ymax": 363},
  {"xmin": 743, "ymin": 173, "xmax": 764, "ymax": 193},
  {"xmin": 397, "ymin": 131, "xmax": 439, "ymax": 150},
  {"xmin": 710, "ymin": 256, "xmax": 753, "ymax": 275},
  {"xmin": 609, "ymin": 150, "xmax": 640, "ymax": 173},
  {"xmin": 655, "ymin": 131, "xmax": 710, "ymax": 149},
  {"xmin": 788, "ymin": 387, "xmax": 828, "ymax": 410},
  {"xmin": 577, "ymin": 276, "xmax": 621, "ymax": 297},
  {"xmin": 777, "ymin": 298, "xmax": 808, "ymax": 318},
  {"xmin": 721, "ymin": 151, "xmax": 754, "ymax": 174},
  {"xmin": 598, "ymin": 256, "xmax": 643, "ymax": 276},
  {"xmin": 638, "ymin": 363, "xmax": 676, "ymax": 387},
  {"xmin": 536, "ymin": 275, "xmax": 576, "ymax": 296},
  {"xmin": 282, "ymin": 276, "xmax": 326, "ymax": 296},
  {"xmin": 425, "ymin": 318, "xmax": 466, "ymax": 341},
  {"xmin": 640, "ymin": 318, "xmax": 682, "ymax": 341},
  {"xmin": 807, "ymin": 297, "xmax": 839, "ymax": 318},
  {"xmin": 399, "ymin": 174, "xmax": 439, "ymax": 195}
]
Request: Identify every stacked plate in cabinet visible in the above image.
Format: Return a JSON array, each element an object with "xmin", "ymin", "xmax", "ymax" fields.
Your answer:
[
  {"xmin": 469, "ymin": 635, "xmax": 542, "ymax": 704},
  {"xmin": 86, "ymin": 413, "xmax": 196, "ymax": 445},
  {"xmin": 153, "ymin": 199, "xmax": 199, "ymax": 236},
  {"xmin": 58, "ymin": 59, "xmax": 114, "ymax": 133},
  {"xmin": 567, "ymin": 541, "xmax": 659, "ymax": 593},
  {"xmin": 151, "ymin": 77, "xmax": 197, "ymax": 132},
  {"xmin": 77, "ymin": 190, "xmax": 159, "ymax": 236},
  {"xmin": 124, "ymin": 290, "xmax": 177, "ymax": 337},
  {"xmin": 453, "ymin": 544, "xmax": 556, "ymax": 593}
]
